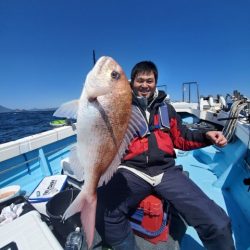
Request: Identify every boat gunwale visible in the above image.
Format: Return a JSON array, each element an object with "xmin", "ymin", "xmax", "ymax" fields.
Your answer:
[{"xmin": 0, "ymin": 125, "xmax": 76, "ymax": 162}]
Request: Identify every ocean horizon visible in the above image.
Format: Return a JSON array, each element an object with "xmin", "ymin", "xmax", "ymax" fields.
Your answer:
[{"xmin": 0, "ymin": 110, "xmax": 56, "ymax": 144}]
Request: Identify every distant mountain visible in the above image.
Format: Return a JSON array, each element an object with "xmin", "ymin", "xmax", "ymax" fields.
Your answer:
[
  {"xmin": 0, "ymin": 105, "xmax": 57, "ymax": 113},
  {"xmin": 29, "ymin": 108, "xmax": 57, "ymax": 112},
  {"xmin": 0, "ymin": 105, "xmax": 13, "ymax": 113}
]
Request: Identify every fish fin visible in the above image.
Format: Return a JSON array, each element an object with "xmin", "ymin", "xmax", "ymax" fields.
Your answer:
[
  {"xmin": 68, "ymin": 145, "xmax": 85, "ymax": 182},
  {"xmin": 98, "ymin": 105, "xmax": 148, "ymax": 186},
  {"xmin": 62, "ymin": 190, "xmax": 83, "ymax": 221},
  {"xmin": 53, "ymin": 99, "xmax": 79, "ymax": 119},
  {"xmin": 63, "ymin": 190, "xmax": 97, "ymax": 249},
  {"xmin": 129, "ymin": 105, "xmax": 149, "ymax": 137}
]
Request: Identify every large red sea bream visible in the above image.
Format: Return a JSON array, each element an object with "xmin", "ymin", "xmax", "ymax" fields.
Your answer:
[{"xmin": 54, "ymin": 56, "xmax": 146, "ymax": 248}]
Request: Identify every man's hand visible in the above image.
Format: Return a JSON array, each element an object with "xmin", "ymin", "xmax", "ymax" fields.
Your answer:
[{"xmin": 205, "ymin": 131, "xmax": 227, "ymax": 147}]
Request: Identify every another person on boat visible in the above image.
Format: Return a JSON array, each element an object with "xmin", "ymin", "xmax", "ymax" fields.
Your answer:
[{"xmin": 96, "ymin": 61, "xmax": 235, "ymax": 250}]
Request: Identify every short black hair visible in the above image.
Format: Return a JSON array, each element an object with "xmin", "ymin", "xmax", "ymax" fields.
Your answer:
[{"xmin": 130, "ymin": 61, "xmax": 158, "ymax": 85}]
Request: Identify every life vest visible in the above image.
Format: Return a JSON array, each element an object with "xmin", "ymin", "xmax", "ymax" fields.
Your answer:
[{"xmin": 136, "ymin": 102, "xmax": 170, "ymax": 137}]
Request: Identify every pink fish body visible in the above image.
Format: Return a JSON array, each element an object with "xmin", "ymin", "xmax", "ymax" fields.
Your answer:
[{"xmin": 54, "ymin": 56, "xmax": 134, "ymax": 248}]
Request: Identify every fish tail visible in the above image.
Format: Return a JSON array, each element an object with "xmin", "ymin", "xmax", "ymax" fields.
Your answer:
[
  {"xmin": 63, "ymin": 190, "xmax": 97, "ymax": 249},
  {"xmin": 80, "ymin": 194, "xmax": 97, "ymax": 249}
]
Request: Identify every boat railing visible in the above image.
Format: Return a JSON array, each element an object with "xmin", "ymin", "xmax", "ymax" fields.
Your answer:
[
  {"xmin": 0, "ymin": 125, "xmax": 76, "ymax": 162},
  {"xmin": 182, "ymin": 81, "xmax": 200, "ymax": 104},
  {"xmin": 0, "ymin": 143, "xmax": 75, "ymax": 177}
]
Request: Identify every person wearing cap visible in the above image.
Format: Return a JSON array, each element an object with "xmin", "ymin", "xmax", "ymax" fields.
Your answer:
[{"xmin": 96, "ymin": 61, "xmax": 235, "ymax": 250}]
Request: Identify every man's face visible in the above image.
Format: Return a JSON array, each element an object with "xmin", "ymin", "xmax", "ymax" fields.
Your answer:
[{"xmin": 133, "ymin": 71, "xmax": 156, "ymax": 98}]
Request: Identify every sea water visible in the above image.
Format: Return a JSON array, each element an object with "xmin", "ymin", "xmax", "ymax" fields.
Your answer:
[{"xmin": 0, "ymin": 111, "xmax": 55, "ymax": 144}]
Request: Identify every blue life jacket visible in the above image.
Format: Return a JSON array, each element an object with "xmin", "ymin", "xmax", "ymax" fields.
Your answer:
[{"xmin": 137, "ymin": 102, "xmax": 170, "ymax": 137}]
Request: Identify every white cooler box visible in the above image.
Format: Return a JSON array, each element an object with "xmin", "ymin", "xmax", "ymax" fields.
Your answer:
[{"xmin": 0, "ymin": 210, "xmax": 63, "ymax": 250}]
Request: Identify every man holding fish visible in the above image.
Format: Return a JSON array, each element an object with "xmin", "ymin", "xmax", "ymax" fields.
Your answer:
[
  {"xmin": 55, "ymin": 57, "xmax": 234, "ymax": 250},
  {"xmin": 95, "ymin": 61, "xmax": 235, "ymax": 250}
]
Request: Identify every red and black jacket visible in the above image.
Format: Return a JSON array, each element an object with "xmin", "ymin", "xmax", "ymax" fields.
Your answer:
[{"xmin": 121, "ymin": 90, "xmax": 211, "ymax": 176}]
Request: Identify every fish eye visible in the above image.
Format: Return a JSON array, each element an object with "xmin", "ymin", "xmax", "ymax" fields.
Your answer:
[{"xmin": 111, "ymin": 70, "xmax": 120, "ymax": 80}]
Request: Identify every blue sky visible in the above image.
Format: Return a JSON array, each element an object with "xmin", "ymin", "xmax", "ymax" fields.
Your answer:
[{"xmin": 0, "ymin": 0, "xmax": 250, "ymax": 109}]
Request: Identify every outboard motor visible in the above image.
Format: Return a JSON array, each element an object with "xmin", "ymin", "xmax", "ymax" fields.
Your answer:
[
  {"xmin": 218, "ymin": 95, "xmax": 227, "ymax": 110},
  {"xmin": 208, "ymin": 95, "xmax": 214, "ymax": 107}
]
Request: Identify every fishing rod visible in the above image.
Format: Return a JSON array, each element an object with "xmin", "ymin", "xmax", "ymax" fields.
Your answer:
[
  {"xmin": 217, "ymin": 117, "xmax": 239, "ymax": 121},
  {"xmin": 93, "ymin": 50, "xmax": 96, "ymax": 65},
  {"xmin": 218, "ymin": 116, "xmax": 249, "ymax": 123}
]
